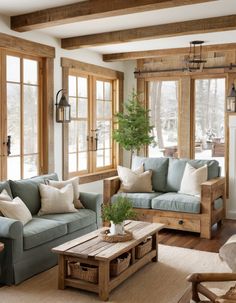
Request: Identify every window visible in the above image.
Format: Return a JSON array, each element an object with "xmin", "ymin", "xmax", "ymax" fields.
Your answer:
[
  {"xmin": 148, "ymin": 80, "xmax": 179, "ymax": 157},
  {"xmin": 66, "ymin": 70, "xmax": 121, "ymax": 179},
  {"xmin": 0, "ymin": 53, "xmax": 42, "ymax": 180},
  {"xmin": 194, "ymin": 78, "xmax": 225, "ymax": 174}
]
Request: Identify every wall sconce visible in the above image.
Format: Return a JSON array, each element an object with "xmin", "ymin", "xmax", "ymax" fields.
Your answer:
[
  {"xmin": 226, "ymin": 84, "xmax": 236, "ymax": 112},
  {"xmin": 55, "ymin": 89, "xmax": 71, "ymax": 123}
]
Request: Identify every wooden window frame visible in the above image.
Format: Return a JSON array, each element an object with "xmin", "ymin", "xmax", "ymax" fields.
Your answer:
[
  {"xmin": 61, "ymin": 57, "xmax": 124, "ymax": 182},
  {"xmin": 0, "ymin": 33, "xmax": 55, "ymax": 180}
]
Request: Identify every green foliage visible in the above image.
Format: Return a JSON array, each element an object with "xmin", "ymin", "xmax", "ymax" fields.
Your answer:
[
  {"xmin": 102, "ymin": 196, "xmax": 136, "ymax": 224},
  {"xmin": 113, "ymin": 92, "xmax": 155, "ymax": 155}
]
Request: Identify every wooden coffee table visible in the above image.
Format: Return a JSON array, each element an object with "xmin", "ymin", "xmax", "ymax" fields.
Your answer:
[{"xmin": 52, "ymin": 220, "xmax": 164, "ymax": 301}]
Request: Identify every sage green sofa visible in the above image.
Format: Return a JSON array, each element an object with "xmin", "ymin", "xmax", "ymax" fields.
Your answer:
[
  {"xmin": 0, "ymin": 173, "xmax": 102, "ymax": 285},
  {"xmin": 104, "ymin": 157, "xmax": 226, "ymax": 239}
]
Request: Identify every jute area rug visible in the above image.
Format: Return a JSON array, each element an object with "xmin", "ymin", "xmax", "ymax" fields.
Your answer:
[{"xmin": 0, "ymin": 245, "xmax": 232, "ymax": 303}]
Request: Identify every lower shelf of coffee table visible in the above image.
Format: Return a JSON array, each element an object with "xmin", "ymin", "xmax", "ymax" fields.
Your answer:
[{"xmin": 64, "ymin": 249, "xmax": 156, "ymax": 294}]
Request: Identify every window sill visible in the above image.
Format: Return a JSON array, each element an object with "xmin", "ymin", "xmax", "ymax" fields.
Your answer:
[{"xmin": 78, "ymin": 169, "xmax": 117, "ymax": 185}]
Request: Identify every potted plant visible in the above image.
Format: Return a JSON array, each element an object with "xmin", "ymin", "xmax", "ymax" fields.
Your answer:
[
  {"xmin": 113, "ymin": 91, "xmax": 156, "ymax": 168},
  {"xmin": 102, "ymin": 196, "xmax": 136, "ymax": 235}
]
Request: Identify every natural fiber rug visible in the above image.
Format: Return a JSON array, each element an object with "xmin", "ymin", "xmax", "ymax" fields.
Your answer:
[{"xmin": 0, "ymin": 245, "xmax": 232, "ymax": 303}]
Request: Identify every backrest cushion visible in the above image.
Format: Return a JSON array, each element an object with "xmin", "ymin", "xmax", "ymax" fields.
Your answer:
[
  {"xmin": 166, "ymin": 158, "xmax": 220, "ymax": 192},
  {"xmin": 9, "ymin": 173, "xmax": 59, "ymax": 215},
  {"xmin": 0, "ymin": 181, "xmax": 13, "ymax": 198},
  {"xmin": 132, "ymin": 156, "xmax": 169, "ymax": 192}
]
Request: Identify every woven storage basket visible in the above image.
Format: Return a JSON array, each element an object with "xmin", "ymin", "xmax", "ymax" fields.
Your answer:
[
  {"xmin": 69, "ymin": 262, "xmax": 98, "ymax": 283},
  {"xmin": 135, "ymin": 237, "xmax": 152, "ymax": 259},
  {"xmin": 110, "ymin": 252, "xmax": 131, "ymax": 277}
]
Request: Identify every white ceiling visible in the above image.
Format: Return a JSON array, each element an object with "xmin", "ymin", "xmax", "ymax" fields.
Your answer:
[{"xmin": 0, "ymin": 0, "xmax": 236, "ymax": 54}]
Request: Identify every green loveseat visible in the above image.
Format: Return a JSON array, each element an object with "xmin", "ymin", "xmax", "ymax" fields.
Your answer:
[
  {"xmin": 104, "ymin": 157, "xmax": 226, "ymax": 239},
  {"xmin": 0, "ymin": 173, "xmax": 102, "ymax": 285}
]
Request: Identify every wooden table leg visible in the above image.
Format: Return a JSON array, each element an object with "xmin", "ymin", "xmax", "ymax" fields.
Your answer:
[
  {"xmin": 152, "ymin": 232, "xmax": 158, "ymax": 262},
  {"xmin": 58, "ymin": 255, "xmax": 66, "ymax": 290},
  {"xmin": 99, "ymin": 260, "xmax": 110, "ymax": 301}
]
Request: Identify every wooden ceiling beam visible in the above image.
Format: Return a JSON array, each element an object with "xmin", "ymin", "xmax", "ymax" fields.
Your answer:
[
  {"xmin": 61, "ymin": 14, "xmax": 236, "ymax": 50},
  {"xmin": 11, "ymin": 0, "xmax": 214, "ymax": 32},
  {"xmin": 103, "ymin": 43, "xmax": 236, "ymax": 61}
]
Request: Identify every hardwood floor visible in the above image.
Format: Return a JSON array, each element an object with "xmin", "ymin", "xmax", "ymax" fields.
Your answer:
[{"xmin": 159, "ymin": 219, "xmax": 236, "ymax": 253}]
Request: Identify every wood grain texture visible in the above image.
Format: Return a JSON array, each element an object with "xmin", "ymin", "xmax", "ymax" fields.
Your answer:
[
  {"xmin": 103, "ymin": 43, "xmax": 236, "ymax": 62},
  {"xmin": 62, "ymin": 14, "xmax": 236, "ymax": 49},
  {"xmin": 11, "ymin": 0, "xmax": 214, "ymax": 32},
  {"xmin": 0, "ymin": 32, "xmax": 54, "ymax": 58}
]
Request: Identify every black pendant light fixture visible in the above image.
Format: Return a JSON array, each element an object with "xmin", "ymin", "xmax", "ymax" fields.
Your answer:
[
  {"xmin": 55, "ymin": 89, "xmax": 71, "ymax": 123},
  {"xmin": 186, "ymin": 40, "xmax": 207, "ymax": 72},
  {"xmin": 226, "ymin": 84, "xmax": 236, "ymax": 112}
]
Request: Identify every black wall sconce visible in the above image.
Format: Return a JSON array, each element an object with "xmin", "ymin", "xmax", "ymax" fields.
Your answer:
[
  {"xmin": 55, "ymin": 89, "xmax": 71, "ymax": 123},
  {"xmin": 226, "ymin": 84, "xmax": 236, "ymax": 112}
]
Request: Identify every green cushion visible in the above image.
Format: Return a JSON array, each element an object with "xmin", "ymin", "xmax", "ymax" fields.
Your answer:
[
  {"xmin": 214, "ymin": 198, "xmax": 223, "ymax": 209},
  {"xmin": 23, "ymin": 217, "xmax": 67, "ymax": 250},
  {"xmin": 9, "ymin": 173, "xmax": 58, "ymax": 215},
  {"xmin": 38, "ymin": 209, "xmax": 96, "ymax": 233},
  {"xmin": 112, "ymin": 192, "xmax": 163, "ymax": 209},
  {"xmin": 151, "ymin": 193, "xmax": 201, "ymax": 214},
  {"xmin": 0, "ymin": 181, "xmax": 12, "ymax": 198},
  {"xmin": 166, "ymin": 158, "xmax": 220, "ymax": 192},
  {"xmin": 132, "ymin": 156, "xmax": 169, "ymax": 192}
]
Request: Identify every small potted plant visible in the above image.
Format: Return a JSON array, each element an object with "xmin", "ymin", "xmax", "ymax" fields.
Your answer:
[{"xmin": 102, "ymin": 196, "xmax": 136, "ymax": 235}]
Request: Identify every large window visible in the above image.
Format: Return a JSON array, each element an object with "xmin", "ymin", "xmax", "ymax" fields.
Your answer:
[
  {"xmin": 68, "ymin": 73, "xmax": 115, "ymax": 177},
  {"xmin": 0, "ymin": 53, "xmax": 42, "ymax": 180},
  {"xmin": 148, "ymin": 80, "xmax": 179, "ymax": 157},
  {"xmin": 194, "ymin": 78, "xmax": 225, "ymax": 174}
]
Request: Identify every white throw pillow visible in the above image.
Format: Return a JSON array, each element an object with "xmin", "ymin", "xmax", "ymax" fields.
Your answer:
[
  {"xmin": 117, "ymin": 165, "xmax": 153, "ymax": 193},
  {"xmin": 38, "ymin": 183, "xmax": 77, "ymax": 216},
  {"xmin": 0, "ymin": 196, "xmax": 32, "ymax": 225},
  {"xmin": 179, "ymin": 163, "xmax": 208, "ymax": 196},
  {"xmin": 0, "ymin": 189, "xmax": 12, "ymax": 201},
  {"xmin": 48, "ymin": 177, "xmax": 84, "ymax": 209}
]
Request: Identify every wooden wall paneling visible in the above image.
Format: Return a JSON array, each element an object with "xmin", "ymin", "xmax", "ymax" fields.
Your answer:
[{"xmin": 62, "ymin": 66, "xmax": 69, "ymax": 180}]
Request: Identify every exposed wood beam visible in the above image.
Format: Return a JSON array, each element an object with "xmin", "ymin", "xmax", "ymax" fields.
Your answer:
[
  {"xmin": 103, "ymin": 43, "xmax": 236, "ymax": 61},
  {"xmin": 61, "ymin": 14, "xmax": 236, "ymax": 50},
  {"xmin": 11, "ymin": 0, "xmax": 215, "ymax": 32}
]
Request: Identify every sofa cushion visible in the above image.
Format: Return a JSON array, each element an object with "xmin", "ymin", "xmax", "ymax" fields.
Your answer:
[
  {"xmin": 166, "ymin": 158, "xmax": 220, "ymax": 192},
  {"xmin": 112, "ymin": 192, "xmax": 163, "ymax": 209},
  {"xmin": 38, "ymin": 209, "xmax": 96, "ymax": 233},
  {"xmin": 151, "ymin": 193, "xmax": 201, "ymax": 214},
  {"xmin": 132, "ymin": 156, "xmax": 169, "ymax": 192},
  {"xmin": 23, "ymin": 217, "xmax": 67, "ymax": 250},
  {"xmin": 9, "ymin": 173, "xmax": 59, "ymax": 215},
  {"xmin": 0, "ymin": 181, "xmax": 12, "ymax": 198}
]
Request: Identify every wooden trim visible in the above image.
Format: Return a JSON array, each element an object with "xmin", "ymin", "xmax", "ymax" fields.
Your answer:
[
  {"xmin": 61, "ymin": 14, "xmax": 236, "ymax": 49},
  {"xmin": 61, "ymin": 57, "xmax": 123, "ymax": 80},
  {"xmin": 0, "ymin": 32, "xmax": 55, "ymax": 58},
  {"xmin": 78, "ymin": 169, "xmax": 117, "ymax": 184},
  {"xmin": 11, "ymin": 0, "xmax": 213, "ymax": 32},
  {"xmin": 42, "ymin": 57, "xmax": 54, "ymax": 173},
  {"xmin": 103, "ymin": 43, "xmax": 236, "ymax": 62}
]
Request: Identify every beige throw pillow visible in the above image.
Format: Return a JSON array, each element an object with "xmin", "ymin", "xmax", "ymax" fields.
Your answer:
[
  {"xmin": 0, "ymin": 196, "xmax": 32, "ymax": 225},
  {"xmin": 179, "ymin": 163, "xmax": 208, "ymax": 196},
  {"xmin": 117, "ymin": 165, "xmax": 153, "ymax": 193},
  {"xmin": 38, "ymin": 183, "xmax": 77, "ymax": 216},
  {"xmin": 0, "ymin": 189, "xmax": 12, "ymax": 216},
  {"xmin": 48, "ymin": 177, "xmax": 84, "ymax": 209}
]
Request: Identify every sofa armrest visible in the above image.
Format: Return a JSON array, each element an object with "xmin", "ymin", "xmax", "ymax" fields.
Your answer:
[
  {"xmin": 103, "ymin": 176, "xmax": 120, "ymax": 205},
  {"xmin": 79, "ymin": 192, "xmax": 103, "ymax": 227},
  {"xmin": 201, "ymin": 177, "xmax": 226, "ymax": 215},
  {"xmin": 0, "ymin": 217, "xmax": 23, "ymax": 264}
]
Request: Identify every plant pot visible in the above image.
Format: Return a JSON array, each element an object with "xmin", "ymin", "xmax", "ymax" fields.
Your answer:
[{"xmin": 110, "ymin": 221, "xmax": 125, "ymax": 235}]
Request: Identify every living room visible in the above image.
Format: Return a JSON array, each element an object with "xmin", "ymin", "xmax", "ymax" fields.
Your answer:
[{"xmin": 0, "ymin": 0, "xmax": 236, "ymax": 302}]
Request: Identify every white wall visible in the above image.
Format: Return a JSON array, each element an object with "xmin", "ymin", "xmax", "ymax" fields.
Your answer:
[{"xmin": 0, "ymin": 14, "xmax": 135, "ymax": 193}]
